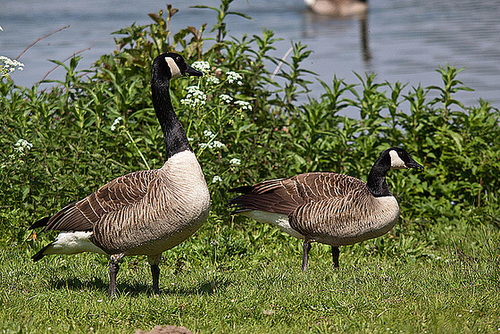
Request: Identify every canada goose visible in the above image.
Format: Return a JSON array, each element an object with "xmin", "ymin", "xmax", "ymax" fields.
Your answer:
[
  {"xmin": 229, "ymin": 147, "xmax": 423, "ymax": 270},
  {"xmin": 30, "ymin": 53, "xmax": 211, "ymax": 297},
  {"xmin": 305, "ymin": 0, "xmax": 368, "ymax": 16}
]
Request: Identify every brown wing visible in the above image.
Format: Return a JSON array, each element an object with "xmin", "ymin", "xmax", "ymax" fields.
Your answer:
[
  {"xmin": 229, "ymin": 178, "xmax": 302, "ymax": 215},
  {"xmin": 35, "ymin": 170, "xmax": 157, "ymax": 232},
  {"xmin": 230, "ymin": 172, "xmax": 364, "ymax": 215}
]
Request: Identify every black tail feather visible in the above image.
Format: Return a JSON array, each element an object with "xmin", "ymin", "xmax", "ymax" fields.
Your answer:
[
  {"xmin": 229, "ymin": 207, "xmax": 252, "ymax": 215},
  {"xmin": 228, "ymin": 185, "xmax": 252, "ymax": 216},
  {"xmin": 29, "ymin": 216, "xmax": 50, "ymax": 230},
  {"xmin": 32, "ymin": 243, "xmax": 53, "ymax": 262},
  {"xmin": 228, "ymin": 185, "xmax": 253, "ymax": 193},
  {"xmin": 29, "ymin": 201, "xmax": 78, "ymax": 231}
]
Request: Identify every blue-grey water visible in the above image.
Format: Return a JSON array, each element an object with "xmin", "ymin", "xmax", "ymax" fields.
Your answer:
[{"xmin": 1, "ymin": 0, "xmax": 499, "ymax": 107}]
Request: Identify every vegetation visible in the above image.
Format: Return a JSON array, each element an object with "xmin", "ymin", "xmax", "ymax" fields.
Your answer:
[{"xmin": 1, "ymin": 1, "xmax": 499, "ymax": 333}]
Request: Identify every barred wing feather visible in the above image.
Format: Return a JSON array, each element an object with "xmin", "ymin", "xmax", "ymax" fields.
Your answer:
[{"xmin": 39, "ymin": 170, "xmax": 157, "ymax": 232}]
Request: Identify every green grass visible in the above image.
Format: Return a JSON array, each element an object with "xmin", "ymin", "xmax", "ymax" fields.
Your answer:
[{"xmin": 2, "ymin": 221, "xmax": 499, "ymax": 334}]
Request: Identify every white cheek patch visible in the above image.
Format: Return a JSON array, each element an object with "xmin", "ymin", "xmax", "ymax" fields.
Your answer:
[
  {"xmin": 389, "ymin": 150, "xmax": 406, "ymax": 169},
  {"xmin": 165, "ymin": 57, "xmax": 182, "ymax": 78}
]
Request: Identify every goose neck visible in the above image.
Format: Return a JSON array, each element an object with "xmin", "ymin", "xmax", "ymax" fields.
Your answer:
[
  {"xmin": 366, "ymin": 164, "xmax": 392, "ymax": 197},
  {"xmin": 151, "ymin": 77, "xmax": 192, "ymax": 161}
]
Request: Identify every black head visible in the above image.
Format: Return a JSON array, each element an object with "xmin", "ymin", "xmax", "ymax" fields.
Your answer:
[
  {"xmin": 380, "ymin": 147, "xmax": 424, "ymax": 170},
  {"xmin": 152, "ymin": 53, "xmax": 203, "ymax": 80},
  {"xmin": 367, "ymin": 147, "xmax": 423, "ymax": 197}
]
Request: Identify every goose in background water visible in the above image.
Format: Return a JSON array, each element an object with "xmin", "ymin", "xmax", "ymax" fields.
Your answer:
[
  {"xmin": 229, "ymin": 147, "xmax": 423, "ymax": 271},
  {"xmin": 305, "ymin": 0, "xmax": 368, "ymax": 16},
  {"xmin": 30, "ymin": 53, "xmax": 210, "ymax": 297}
]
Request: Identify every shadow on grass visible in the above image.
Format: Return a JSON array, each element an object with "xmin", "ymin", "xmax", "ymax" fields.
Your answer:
[{"xmin": 49, "ymin": 275, "xmax": 231, "ymax": 297}]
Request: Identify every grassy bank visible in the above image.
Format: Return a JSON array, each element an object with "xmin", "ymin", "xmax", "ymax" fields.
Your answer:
[{"xmin": 1, "ymin": 222, "xmax": 499, "ymax": 333}]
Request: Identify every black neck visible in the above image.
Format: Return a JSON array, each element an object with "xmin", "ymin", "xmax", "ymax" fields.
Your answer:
[
  {"xmin": 366, "ymin": 158, "xmax": 392, "ymax": 197},
  {"xmin": 151, "ymin": 72, "xmax": 192, "ymax": 161}
]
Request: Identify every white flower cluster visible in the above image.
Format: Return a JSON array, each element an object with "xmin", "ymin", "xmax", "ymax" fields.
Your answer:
[
  {"xmin": 219, "ymin": 94, "xmax": 233, "ymax": 104},
  {"xmin": 229, "ymin": 158, "xmax": 241, "ymax": 165},
  {"xmin": 235, "ymin": 100, "xmax": 252, "ymax": 111},
  {"xmin": 206, "ymin": 76, "xmax": 220, "ymax": 85},
  {"xmin": 226, "ymin": 71, "xmax": 243, "ymax": 86},
  {"xmin": 203, "ymin": 130, "xmax": 216, "ymax": 139},
  {"xmin": 213, "ymin": 141, "xmax": 226, "ymax": 148},
  {"xmin": 181, "ymin": 86, "xmax": 207, "ymax": 109},
  {"xmin": 199, "ymin": 129, "xmax": 225, "ymax": 149},
  {"xmin": 212, "ymin": 175, "xmax": 222, "ymax": 183},
  {"xmin": 110, "ymin": 117, "xmax": 122, "ymax": 131},
  {"xmin": 199, "ymin": 141, "xmax": 225, "ymax": 149},
  {"xmin": 0, "ymin": 56, "xmax": 25, "ymax": 76},
  {"xmin": 15, "ymin": 139, "xmax": 33, "ymax": 152},
  {"xmin": 191, "ymin": 61, "xmax": 210, "ymax": 73}
]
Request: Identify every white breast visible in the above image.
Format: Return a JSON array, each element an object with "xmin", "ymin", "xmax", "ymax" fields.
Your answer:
[
  {"xmin": 373, "ymin": 196, "xmax": 400, "ymax": 226},
  {"xmin": 161, "ymin": 150, "xmax": 211, "ymax": 213}
]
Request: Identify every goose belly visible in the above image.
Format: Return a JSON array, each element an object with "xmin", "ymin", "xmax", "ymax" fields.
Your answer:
[
  {"xmin": 241, "ymin": 210, "xmax": 304, "ymax": 239},
  {"xmin": 124, "ymin": 181, "xmax": 210, "ymax": 256},
  {"xmin": 131, "ymin": 204, "xmax": 210, "ymax": 256}
]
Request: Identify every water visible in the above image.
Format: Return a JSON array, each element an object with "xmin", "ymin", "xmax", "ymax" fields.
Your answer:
[{"xmin": 1, "ymin": 0, "xmax": 499, "ymax": 107}]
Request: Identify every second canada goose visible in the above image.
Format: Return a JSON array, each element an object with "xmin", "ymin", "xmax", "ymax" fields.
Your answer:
[
  {"xmin": 305, "ymin": 0, "xmax": 368, "ymax": 16},
  {"xmin": 29, "ymin": 53, "xmax": 211, "ymax": 297},
  {"xmin": 229, "ymin": 147, "xmax": 423, "ymax": 270}
]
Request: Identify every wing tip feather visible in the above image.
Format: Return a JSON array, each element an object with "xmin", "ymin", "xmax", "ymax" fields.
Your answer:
[
  {"xmin": 29, "ymin": 216, "xmax": 50, "ymax": 230},
  {"xmin": 228, "ymin": 185, "xmax": 253, "ymax": 193}
]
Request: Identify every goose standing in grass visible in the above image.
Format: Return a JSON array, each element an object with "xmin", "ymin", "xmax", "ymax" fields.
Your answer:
[
  {"xmin": 30, "ymin": 53, "xmax": 211, "ymax": 297},
  {"xmin": 229, "ymin": 147, "xmax": 423, "ymax": 271},
  {"xmin": 305, "ymin": 0, "xmax": 368, "ymax": 16}
]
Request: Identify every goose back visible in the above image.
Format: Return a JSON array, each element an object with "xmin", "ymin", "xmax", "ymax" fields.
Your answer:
[{"xmin": 230, "ymin": 172, "xmax": 368, "ymax": 214}]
